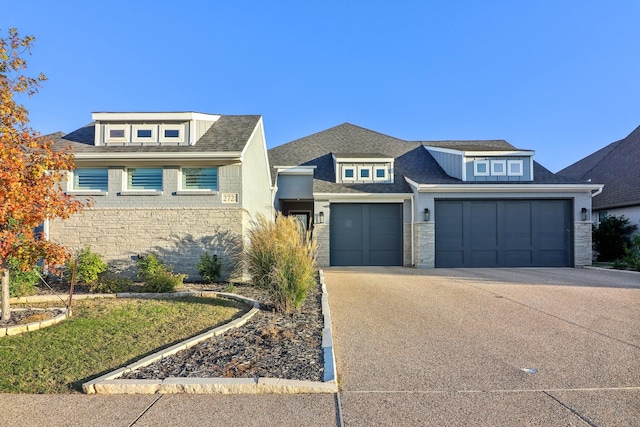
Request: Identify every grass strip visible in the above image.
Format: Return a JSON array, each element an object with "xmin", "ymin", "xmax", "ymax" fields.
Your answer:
[{"xmin": 0, "ymin": 296, "xmax": 247, "ymax": 393}]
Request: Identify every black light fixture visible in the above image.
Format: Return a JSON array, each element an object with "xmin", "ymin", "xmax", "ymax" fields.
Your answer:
[
  {"xmin": 318, "ymin": 211, "xmax": 324, "ymax": 224},
  {"xmin": 581, "ymin": 207, "xmax": 588, "ymax": 221},
  {"xmin": 424, "ymin": 208, "xmax": 430, "ymax": 222}
]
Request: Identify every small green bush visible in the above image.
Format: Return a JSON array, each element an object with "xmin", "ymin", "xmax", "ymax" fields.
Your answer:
[
  {"xmin": 7, "ymin": 257, "xmax": 40, "ymax": 297},
  {"xmin": 136, "ymin": 254, "xmax": 186, "ymax": 293},
  {"xmin": 245, "ymin": 213, "xmax": 317, "ymax": 313},
  {"xmin": 91, "ymin": 272, "xmax": 134, "ymax": 293},
  {"xmin": 196, "ymin": 252, "xmax": 222, "ymax": 283},
  {"xmin": 65, "ymin": 246, "xmax": 107, "ymax": 286},
  {"xmin": 593, "ymin": 215, "xmax": 638, "ymax": 262}
]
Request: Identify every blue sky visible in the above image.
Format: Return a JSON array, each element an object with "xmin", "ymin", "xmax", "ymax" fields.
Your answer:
[{"xmin": 5, "ymin": 0, "xmax": 640, "ymax": 172}]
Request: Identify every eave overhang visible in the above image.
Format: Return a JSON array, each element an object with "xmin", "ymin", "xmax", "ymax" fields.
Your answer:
[{"xmin": 404, "ymin": 177, "xmax": 603, "ymax": 194}]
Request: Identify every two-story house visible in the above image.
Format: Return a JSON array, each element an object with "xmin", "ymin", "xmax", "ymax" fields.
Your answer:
[
  {"xmin": 269, "ymin": 123, "xmax": 603, "ymax": 268},
  {"xmin": 49, "ymin": 112, "xmax": 273, "ymax": 279}
]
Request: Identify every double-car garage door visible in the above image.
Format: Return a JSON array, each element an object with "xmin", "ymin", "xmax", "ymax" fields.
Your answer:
[
  {"xmin": 330, "ymin": 203, "xmax": 403, "ymax": 266},
  {"xmin": 435, "ymin": 199, "xmax": 572, "ymax": 267}
]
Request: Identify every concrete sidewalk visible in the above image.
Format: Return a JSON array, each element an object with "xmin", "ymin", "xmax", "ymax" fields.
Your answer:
[
  {"xmin": 0, "ymin": 394, "xmax": 340, "ymax": 427},
  {"xmin": 326, "ymin": 267, "xmax": 640, "ymax": 426}
]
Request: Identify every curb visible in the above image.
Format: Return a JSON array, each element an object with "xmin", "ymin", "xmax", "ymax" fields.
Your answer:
[
  {"xmin": 83, "ymin": 271, "xmax": 338, "ymax": 394},
  {"xmin": 1, "ymin": 307, "xmax": 70, "ymax": 337}
]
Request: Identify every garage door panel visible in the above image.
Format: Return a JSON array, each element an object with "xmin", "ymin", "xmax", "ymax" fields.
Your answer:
[
  {"xmin": 436, "ymin": 199, "xmax": 571, "ymax": 268},
  {"xmin": 330, "ymin": 203, "xmax": 402, "ymax": 266}
]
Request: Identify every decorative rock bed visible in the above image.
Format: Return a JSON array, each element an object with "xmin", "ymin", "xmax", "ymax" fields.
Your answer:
[{"xmin": 0, "ymin": 307, "xmax": 70, "ymax": 337}]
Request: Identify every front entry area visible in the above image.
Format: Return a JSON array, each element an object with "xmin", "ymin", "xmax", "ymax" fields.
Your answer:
[
  {"xmin": 330, "ymin": 203, "xmax": 403, "ymax": 266},
  {"xmin": 435, "ymin": 199, "xmax": 573, "ymax": 267}
]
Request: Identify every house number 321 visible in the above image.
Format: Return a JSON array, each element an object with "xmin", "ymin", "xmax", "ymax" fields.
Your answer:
[{"xmin": 222, "ymin": 193, "xmax": 239, "ymax": 203}]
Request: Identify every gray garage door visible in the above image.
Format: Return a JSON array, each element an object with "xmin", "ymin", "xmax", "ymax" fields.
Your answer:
[
  {"xmin": 330, "ymin": 203, "xmax": 403, "ymax": 266},
  {"xmin": 435, "ymin": 199, "xmax": 572, "ymax": 267}
]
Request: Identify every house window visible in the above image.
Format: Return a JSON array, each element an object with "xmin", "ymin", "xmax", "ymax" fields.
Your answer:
[
  {"xmin": 343, "ymin": 167, "xmax": 355, "ymax": 180},
  {"xmin": 159, "ymin": 124, "xmax": 185, "ymax": 143},
  {"xmin": 491, "ymin": 160, "xmax": 506, "ymax": 176},
  {"xmin": 358, "ymin": 166, "xmax": 372, "ymax": 179},
  {"xmin": 598, "ymin": 211, "xmax": 607, "ymax": 224},
  {"xmin": 105, "ymin": 125, "xmax": 129, "ymax": 143},
  {"xmin": 474, "ymin": 160, "xmax": 490, "ymax": 176},
  {"xmin": 507, "ymin": 160, "xmax": 523, "ymax": 176},
  {"xmin": 127, "ymin": 168, "xmax": 163, "ymax": 191},
  {"xmin": 375, "ymin": 168, "xmax": 386, "ymax": 178},
  {"xmin": 182, "ymin": 167, "xmax": 218, "ymax": 190},
  {"xmin": 132, "ymin": 125, "xmax": 157, "ymax": 142},
  {"xmin": 73, "ymin": 168, "xmax": 108, "ymax": 192}
]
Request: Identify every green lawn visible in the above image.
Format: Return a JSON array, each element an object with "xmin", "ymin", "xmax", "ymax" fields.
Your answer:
[{"xmin": 0, "ymin": 296, "xmax": 247, "ymax": 393}]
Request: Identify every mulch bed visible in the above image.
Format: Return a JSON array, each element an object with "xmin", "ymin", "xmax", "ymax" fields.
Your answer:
[
  {"xmin": 121, "ymin": 282, "xmax": 325, "ymax": 382},
  {"xmin": 0, "ymin": 308, "xmax": 65, "ymax": 327}
]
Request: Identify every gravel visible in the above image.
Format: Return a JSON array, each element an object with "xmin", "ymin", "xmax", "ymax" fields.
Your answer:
[{"xmin": 121, "ymin": 282, "xmax": 325, "ymax": 382}]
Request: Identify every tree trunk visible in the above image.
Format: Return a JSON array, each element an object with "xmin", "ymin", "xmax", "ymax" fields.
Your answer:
[{"xmin": 1, "ymin": 268, "xmax": 10, "ymax": 322}]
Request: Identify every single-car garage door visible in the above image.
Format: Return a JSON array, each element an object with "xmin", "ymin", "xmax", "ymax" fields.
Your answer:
[
  {"xmin": 435, "ymin": 199, "xmax": 572, "ymax": 267},
  {"xmin": 330, "ymin": 203, "xmax": 403, "ymax": 266}
]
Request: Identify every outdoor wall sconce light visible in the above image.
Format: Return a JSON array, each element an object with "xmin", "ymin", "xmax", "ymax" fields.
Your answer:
[
  {"xmin": 318, "ymin": 211, "xmax": 324, "ymax": 224},
  {"xmin": 424, "ymin": 208, "xmax": 431, "ymax": 222},
  {"xmin": 581, "ymin": 207, "xmax": 588, "ymax": 221}
]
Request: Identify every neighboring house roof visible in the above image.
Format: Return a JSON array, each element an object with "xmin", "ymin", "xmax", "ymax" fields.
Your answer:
[
  {"xmin": 51, "ymin": 115, "xmax": 261, "ymax": 154},
  {"xmin": 268, "ymin": 123, "xmax": 585, "ymax": 194},
  {"xmin": 558, "ymin": 125, "xmax": 640, "ymax": 209}
]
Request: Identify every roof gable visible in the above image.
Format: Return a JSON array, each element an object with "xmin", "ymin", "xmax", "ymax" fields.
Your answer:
[{"xmin": 558, "ymin": 125, "xmax": 640, "ymax": 209}]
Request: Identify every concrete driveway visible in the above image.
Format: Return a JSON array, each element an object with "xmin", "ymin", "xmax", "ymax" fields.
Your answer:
[{"xmin": 325, "ymin": 267, "xmax": 640, "ymax": 426}]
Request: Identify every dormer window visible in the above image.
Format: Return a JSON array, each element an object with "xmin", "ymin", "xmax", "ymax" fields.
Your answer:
[
  {"xmin": 474, "ymin": 160, "xmax": 490, "ymax": 176},
  {"xmin": 491, "ymin": 160, "xmax": 506, "ymax": 176},
  {"xmin": 105, "ymin": 125, "xmax": 129, "ymax": 143},
  {"xmin": 160, "ymin": 124, "xmax": 185, "ymax": 143},
  {"xmin": 507, "ymin": 160, "xmax": 523, "ymax": 176},
  {"xmin": 374, "ymin": 167, "xmax": 387, "ymax": 180},
  {"xmin": 359, "ymin": 167, "xmax": 372, "ymax": 179},
  {"xmin": 343, "ymin": 168, "xmax": 355, "ymax": 180}
]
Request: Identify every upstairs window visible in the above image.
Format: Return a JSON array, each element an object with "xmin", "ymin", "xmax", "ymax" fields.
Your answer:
[
  {"xmin": 358, "ymin": 166, "xmax": 372, "ymax": 179},
  {"xmin": 491, "ymin": 160, "xmax": 506, "ymax": 176},
  {"xmin": 160, "ymin": 124, "xmax": 185, "ymax": 143},
  {"xmin": 127, "ymin": 168, "xmax": 163, "ymax": 191},
  {"xmin": 105, "ymin": 125, "xmax": 129, "ymax": 143},
  {"xmin": 132, "ymin": 125, "xmax": 157, "ymax": 142},
  {"xmin": 474, "ymin": 160, "xmax": 490, "ymax": 176},
  {"xmin": 73, "ymin": 168, "xmax": 108, "ymax": 192},
  {"xmin": 182, "ymin": 167, "xmax": 218, "ymax": 190},
  {"xmin": 342, "ymin": 167, "xmax": 355, "ymax": 180},
  {"xmin": 507, "ymin": 160, "xmax": 524, "ymax": 176}
]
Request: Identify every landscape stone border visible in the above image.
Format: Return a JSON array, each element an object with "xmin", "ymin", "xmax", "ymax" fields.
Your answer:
[
  {"xmin": 76, "ymin": 270, "xmax": 336, "ymax": 394},
  {"xmin": 1, "ymin": 307, "xmax": 70, "ymax": 337}
]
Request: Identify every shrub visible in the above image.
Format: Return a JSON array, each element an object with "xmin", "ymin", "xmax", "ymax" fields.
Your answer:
[
  {"xmin": 622, "ymin": 234, "xmax": 640, "ymax": 271},
  {"xmin": 65, "ymin": 246, "xmax": 107, "ymax": 286},
  {"xmin": 136, "ymin": 254, "xmax": 186, "ymax": 293},
  {"xmin": 91, "ymin": 272, "xmax": 134, "ymax": 293},
  {"xmin": 196, "ymin": 252, "xmax": 222, "ymax": 283},
  {"xmin": 7, "ymin": 257, "xmax": 40, "ymax": 297},
  {"xmin": 245, "ymin": 213, "xmax": 317, "ymax": 313},
  {"xmin": 593, "ymin": 215, "xmax": 638, "ymax": 262}
]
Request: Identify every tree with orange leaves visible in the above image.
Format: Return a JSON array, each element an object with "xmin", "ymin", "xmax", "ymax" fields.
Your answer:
[{"xmin": 1, "ymin": 28, "xmax": 86, "ymax": 321}]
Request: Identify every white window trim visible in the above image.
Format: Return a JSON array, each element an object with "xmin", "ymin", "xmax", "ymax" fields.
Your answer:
[
  {"xmin": 358, "ymin": 166, "xmax": 373, "ymax": 180},
  {"xmin": 104, "ymin": 125, "xmax": 130, "ymax": 143},
  {"xmin": 125, "ymin": 167, "xmax": 163, "ymax": 192},
  {"xmin": 474, "ymin": 160, "xmax": 490, "ymax": 176},
  {"xmin": 159, "ymin": 124, "xmax": 185, "ymax": 143},
  {"xmin": 179, "ymin": 167, "xmax": 219, "ymax": 191},
  {"xmin": 67, "ymin": 168, "xmax": 108, "ymax": 195},
  {"xmin": 132, "ymin": 125, "xmax": 157, "ymax": 143},
  {"xmin": 373, "ymin": 167, "xmax": 388, "ymax": 181},
  {"xmin": 342, "ymin": 166, "xmax": 356, "ymax": 181},
  {"xmin": 491, "ymin": 160, "xmax": 507, "ymax": 176},
  {"xmin": 507, "ymin": 160, "xmax": 524, "ymax": 176}
]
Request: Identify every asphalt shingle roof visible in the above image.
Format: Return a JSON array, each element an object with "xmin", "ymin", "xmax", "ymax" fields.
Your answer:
[
  {"xmin": 558, "ymin": 125, "xmax": 640, "ymax": 209},
  {"xmin": 268, "ymin": 122, "xmax": 586, "ymax": 193},
  {"xmin": 51, "ymin": 115, "xmax": 261, "ymax": 154}
]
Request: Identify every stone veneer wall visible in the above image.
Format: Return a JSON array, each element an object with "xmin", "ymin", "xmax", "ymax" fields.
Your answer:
[
  {"xmin": 49, "ymin": 207, "xmax": 247, "ymax": 281},
  {"xmin": 574, "ymin": 221, "xmax": 593, "ymax": 267},
  {"xmin": 313, "ymin": 224, "xmax": 330, "ymax": 267},
  {"xmin": 414, "ymin": 222, "xmax": 435, "ymax": 268}
]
